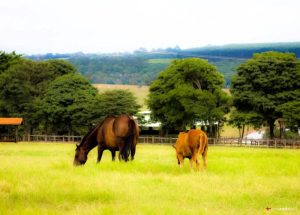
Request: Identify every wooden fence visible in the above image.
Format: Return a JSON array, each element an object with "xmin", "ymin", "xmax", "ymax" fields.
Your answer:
[
  {"xmin": 1, "ymin": 134, "xmax": 298, "ymax": 149},
  {"xmin": 19, "ymin": 135, "xmax": 83, "ymax": 143}
]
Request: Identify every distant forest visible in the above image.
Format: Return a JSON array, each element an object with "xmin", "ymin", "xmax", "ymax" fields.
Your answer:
[{"xmin": 28, "ymin": 42, "xmax": 300, "ymax": 87}]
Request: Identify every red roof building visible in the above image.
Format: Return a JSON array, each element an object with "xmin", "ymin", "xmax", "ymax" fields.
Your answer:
[
  {"xmin": 0, "ymin": 118, "xmax": 23, "ymax": 125},
  {"xmin": 0, "ymin": 118, "xmax": 23, "ymax": 142}
]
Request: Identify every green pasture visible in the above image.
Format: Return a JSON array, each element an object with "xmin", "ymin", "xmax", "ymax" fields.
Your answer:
[{"xmin": 0, "ymin": 143, "xmax": 299, "ymax": 215}]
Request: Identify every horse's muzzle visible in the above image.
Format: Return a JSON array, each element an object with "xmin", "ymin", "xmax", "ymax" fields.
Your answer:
[{"xmin": 73, "ymin": 160, "xmax": 85, "ymax": 166}]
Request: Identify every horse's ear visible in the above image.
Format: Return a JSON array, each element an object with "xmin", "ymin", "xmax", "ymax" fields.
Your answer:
[
  {"xmin": 171, "ymin": 144, "xmax": 176, "ymax": 149},
  {"xmin": 76, "ymin": 144, "xmax": 79, "ymax": 149}
]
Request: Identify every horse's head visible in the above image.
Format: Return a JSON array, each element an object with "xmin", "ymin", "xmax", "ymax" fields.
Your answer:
[
  {"xmin": 73, "ymin": 144, "xmax": 88, "ymax": 166},
  {"xmin": 172, "ymin": 144, "xmax": 181, "ymax": 165}
]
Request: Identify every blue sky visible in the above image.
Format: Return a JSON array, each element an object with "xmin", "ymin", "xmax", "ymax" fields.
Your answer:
[{"xmin": 1, "ymin": 0, "xmax": 299, "ymax": 54}]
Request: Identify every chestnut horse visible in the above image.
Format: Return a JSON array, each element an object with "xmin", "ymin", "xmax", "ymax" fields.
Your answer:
[
  {"xmin": 73, "ymin": 115, "xmax": 139, "ymax": 166},
  {"xmin": 172, "ymin": 129, "xmax": 208, "ymax": 171}
]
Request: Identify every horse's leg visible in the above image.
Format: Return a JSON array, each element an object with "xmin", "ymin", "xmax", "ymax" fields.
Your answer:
[
  {"xmin": 97, "ymin": 146, "xmax": 104, "ymax": 163},
  {"xmin": 177, "ymin": 154, "xmax": 184, "ymax": 169},
  {"xmin": 119, "ymin": 141, "xmax": 129, "ymax": 162},
  {"xmin": 118, "ymin": 147, "xmax": 122, "ymax": 161},
  {"xmin": 202, "ymin": 149, "xmax": 208, "ymax": 170},
  {"xmin": 189, "ymin": 158, "xmax": 194, "ymax": 171},
  {"xmin": 130, "ymin": 145, "xmax": 136, "ymax": 161},
  {"xmin": 195, "ymin": 155, "xmax": 200, "ymax": 172},
  {"xmin": 111, "ymin": 150, "xmax": 116, "ymax": 161},
  {"xmin": 190, "ymin": 153, "xmax": 200, "ymax": 172}
]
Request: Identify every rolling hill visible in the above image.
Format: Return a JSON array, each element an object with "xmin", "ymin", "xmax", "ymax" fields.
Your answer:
[{"xmin": 28, "ymin": 42, "xmax": 300, "ymax": 87}]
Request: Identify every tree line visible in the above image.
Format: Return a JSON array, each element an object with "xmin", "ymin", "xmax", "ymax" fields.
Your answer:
[
  {"xmin": 1, "ymin": 50, "xmax": 299, "ymax": 139},
  {"xmin": 148, "ymin": 52, "xmax": 300, "ymax": 138},
  {"xmin": 0, "ymin": 51, "xmax": 140, "ymax": 136}
]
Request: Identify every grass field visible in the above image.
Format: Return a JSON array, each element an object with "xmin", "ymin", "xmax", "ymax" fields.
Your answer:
[{"xmin": 0, "ymin": 143, "xmax": 299, "ymax": 215}]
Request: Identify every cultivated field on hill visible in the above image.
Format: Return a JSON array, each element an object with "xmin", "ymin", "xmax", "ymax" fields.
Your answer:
[
  {"xmin": 94, "ymin": 84, "xmax": 149, "ymax": 110},
  {"xmin": 0, "ymin": 143, "xmax": 299, "ymax": 214}
]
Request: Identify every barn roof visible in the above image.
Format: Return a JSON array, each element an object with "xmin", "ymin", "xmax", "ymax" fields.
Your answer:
[{"xmin": 0, "ymin": 118, "xmax": 23, "ymax": 125}]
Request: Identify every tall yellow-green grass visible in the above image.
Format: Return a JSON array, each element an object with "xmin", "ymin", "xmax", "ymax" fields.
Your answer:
[{"xmin": 0, "ymin": 143, "xmax": 299, "ymax": 214}]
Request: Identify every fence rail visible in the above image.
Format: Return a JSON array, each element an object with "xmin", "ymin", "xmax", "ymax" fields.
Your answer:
[{"xmin": 1, "ymin": 135, "xmax": 299, "ymax": 149}]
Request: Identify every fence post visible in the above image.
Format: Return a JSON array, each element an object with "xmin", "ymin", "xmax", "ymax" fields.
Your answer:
[
  {"xmin": 284, "ymin": 139, "xmax": 286, "ymax": 148},
  {"xmin": 152, "ymin": 136, "xmax": 154, "ymax": 144},
  {"xmin": 293, "ymin": 141, "xmax": 295, "ymax": 149}
]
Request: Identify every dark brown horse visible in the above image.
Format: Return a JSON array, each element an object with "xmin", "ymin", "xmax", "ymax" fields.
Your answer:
[{"xmin": 73, "ymin": 115, "xmax": 139, "ymax": 166}]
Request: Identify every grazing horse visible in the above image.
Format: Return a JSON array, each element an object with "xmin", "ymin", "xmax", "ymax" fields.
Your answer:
[
  {"xmin": 172, "ymin": 129, "xmax": 208, "ymax": 171},
  {"xmin": 73, "ymin": 115, "xmax": 139, "ymax": 166}
]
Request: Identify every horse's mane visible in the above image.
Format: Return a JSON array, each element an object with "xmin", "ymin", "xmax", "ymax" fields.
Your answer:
[
  {"xmin": 78, "ymin": 121, "xmax": 103, "ymax": 147},
  {"xmin": 78, "ymin": 125, "xmax": 97, "ymax": 146},
  {"xmin": 78, "ymin": 116, "xmax": 119, "ymax": 148}
]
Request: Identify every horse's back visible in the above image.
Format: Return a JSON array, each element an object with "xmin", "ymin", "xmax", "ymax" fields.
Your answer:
[
  {"xmin": 113, "ymin": 115, "xmax": 132, "ymax": 137},
  {"xmin": 188, "ymin": 129, "xmax": 201, "ymax": 147},
  {"xmin": 100, "ymin": 115, "xmax": 138, "ymax": 145},
  {"xmin": 188, "ymin": 129, "xmax": 208, "ymax": 155}
]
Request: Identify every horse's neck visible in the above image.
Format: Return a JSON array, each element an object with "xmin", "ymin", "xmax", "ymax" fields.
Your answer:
[
  {"xmin": 81, "ymin": 126, "xmax": 100, "ymax": 153},
  {"xmin": 84, "ymin": 139, "xmax": 98, "ymax": 154}
]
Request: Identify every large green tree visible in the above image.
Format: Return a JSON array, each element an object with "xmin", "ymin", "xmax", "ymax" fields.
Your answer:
[
  {"xmin": 42, "ymin": 80, "xmax": 141, "ymax": 135},
  {"xmin": 41, "ymin": 73, "xmax": 99, "ymax": 135},
  {"xmin": 231, "ymin": 51, "xmax": 300, "ymax": 138},
  {"xmin": 147, "ymin": 58, "xmax": 230, "ymax": 136},
  {"xmin": 96, "ymin": 90, "xmax": 141, "ymax": 118},
  {"xmin": 0, "ymin": 57, "xmax": 77, "ymax": 133}
]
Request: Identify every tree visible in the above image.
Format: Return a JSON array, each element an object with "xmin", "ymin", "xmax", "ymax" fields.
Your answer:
[
  {"xmin": 41, "ymin": 73, "xmax": 99, "ymax": 135},
  {"xmin": 277, "ymin": 100, "xmax": 300, "ymax": 131},
  {"xmin": 231, "ymin": 52, "xmax": 300, "ymax": 138},
  {"xmin": 47, "ymin": 59, "xmax": 77, "ymax": 76},
  {"xmin": 96, "ymin": 90, "xmax": 141, "ymax": 119},
  {"xmin": 0, "ymin": 57, "xmax": 79, "ymax": 134},
  {"xmin": 0, "ymin": 51, "xmax": 21, "ymax": 73},
  {"xmin": 228, "ymin": 110, "xmax": 263, "ymax": 138},
  {"xmin": 147, "ymin": 58, "xmax": 230, "ymax": 136},
  {"xmin": 0, "ymin": 59, "xmax": 57, "ymax": 118}
]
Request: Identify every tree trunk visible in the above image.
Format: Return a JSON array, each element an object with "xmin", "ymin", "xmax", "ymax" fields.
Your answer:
[
  {"xmin": 241, "ymin": 124, "xmax": 245, "ymax": 139},
  {"xmin": 278, "ymin": 119, "xmax": 284, "ymax": 139},
  {"xmin": 207, "ymin": 124, "xmax": 212, "ymax": 137},
  {"xmin": 192, "ymin": 78, "xmax": 202, "ymax": 90},
  {"xmin": 268, "ymin": 118, "xmax": 275, "ymax": 139},
  {"xmin": 212, "ymin": 125, "xmax": 217, "ymax": 138},
  {"xmin": 217, "ymin": 123, "xmax": 221, "ymax": 138}
]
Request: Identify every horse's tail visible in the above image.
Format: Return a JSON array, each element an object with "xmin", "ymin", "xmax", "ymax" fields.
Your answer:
[
  {"xmin": 121, "ymin": 117, "xmax": 137, "ymax": 162},
  {"xmin": 201, "ymin": 133, "xmax": 208, "ymax": 156},
  {"xmin": 198, "ymin": 131, "xmax": 208, "ymax": 155}
]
